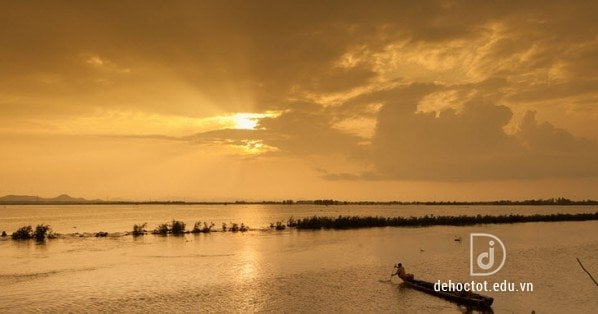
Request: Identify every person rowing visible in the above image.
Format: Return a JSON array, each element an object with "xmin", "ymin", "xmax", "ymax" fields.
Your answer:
[{"xmin": 392, "ymin": 262, "xmax": 415, "ymax": 281}]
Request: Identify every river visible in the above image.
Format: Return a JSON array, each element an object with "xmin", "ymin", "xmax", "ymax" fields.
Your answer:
[{"xmin": 1, "ymin": 205, "xmax": 596, "ymax": 313}]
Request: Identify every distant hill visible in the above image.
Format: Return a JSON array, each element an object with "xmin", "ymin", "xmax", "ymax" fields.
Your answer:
[
  {"xmin": 0, "ymin": 194, "xmax": 104, "ymax": 204},
  {"xmin": 0, "ymin": 195, "xmax": 596, "ymax": 205}
]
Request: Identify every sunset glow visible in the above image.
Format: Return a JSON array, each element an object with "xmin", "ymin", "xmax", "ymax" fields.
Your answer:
[{"xmin": 0, "ymin": 1, "xmax": 596, "ymax": 201}]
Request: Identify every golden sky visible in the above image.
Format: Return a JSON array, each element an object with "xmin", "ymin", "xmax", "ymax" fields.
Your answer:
[{"xmin": 1, "ymin": 1, "xmax": 597, "ymax": 200}]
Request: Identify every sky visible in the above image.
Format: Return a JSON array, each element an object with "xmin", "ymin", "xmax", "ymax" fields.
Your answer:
[{"xmin": 1, "ymin": 0, "xmax": 597, "ymax": 201}]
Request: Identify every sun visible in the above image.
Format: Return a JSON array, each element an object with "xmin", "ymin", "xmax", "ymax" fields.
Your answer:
[{"xmin": 233, "ymin": 113, "xmax": 259, "ymax": 130}]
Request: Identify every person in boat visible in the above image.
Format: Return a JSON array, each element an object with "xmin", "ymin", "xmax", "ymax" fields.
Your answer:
[{"xmin": 393, "ymin": 262, "xmax": 415, "ymax": 281}]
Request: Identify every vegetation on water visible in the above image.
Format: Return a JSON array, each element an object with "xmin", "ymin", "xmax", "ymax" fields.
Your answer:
[
  {"xmin": 270, "ymin": 221, "xmax": 286, "ymax": 230},
  {"xmin": 287, "ymin": 216, "xmax": 297, "ymax": 227},
  {"xmin": 153, "ymin": 223, "xmax": 170, "ymax": 235},
  {"xmin": 130, "ymin": 220, "xmax": 248, "ymax": 235},
  {"xmin": 171, "ymin": 220, "xmax": 186, "ymax": 235},
  {"xmin": 230, "ymin": 223, "xmax": 249, "ymax": 232},
  {"xmin": 192, "ymin": 221, "xmax": 215, "ymax": 233},
  {"xmin": 132, "ymin": 223, "xmax": 147, "ymax": 236},
  {"xmin": 289, "ymin": 212, "xmax": 598, "ymax": 230},
  {"xmin": 34, "ymin": 224, "xmax": 53, "ymax": 240},
  {"xmin": 11, "ymin": 224, "xmax": 55, "ymax": 240},
  {"xmin": 9, "ymin": 211, "xmax": 594, "ymax": 241},
  {"xmin": 11, "ymin": 225, "xmax": 33, "ymax": 240}
]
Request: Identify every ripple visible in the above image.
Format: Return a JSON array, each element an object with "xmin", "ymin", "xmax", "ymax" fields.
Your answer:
[
  {"xmin": 0, "ymin": 267, "xmax": 101, "ymax": 284},
  {"xmin": 144, "ymin": 253, "xmax": 235, "ymax": 259}
]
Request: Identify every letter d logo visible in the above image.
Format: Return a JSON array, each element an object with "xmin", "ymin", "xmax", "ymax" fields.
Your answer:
[{"xmin": 470, "ymin": 233, "xmax": 506, "ymax": 276}]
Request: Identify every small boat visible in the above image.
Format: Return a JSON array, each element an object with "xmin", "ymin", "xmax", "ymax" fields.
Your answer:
[{"xmin": 403, "ymin": 279, "xmax": 494, "ymax": 308}]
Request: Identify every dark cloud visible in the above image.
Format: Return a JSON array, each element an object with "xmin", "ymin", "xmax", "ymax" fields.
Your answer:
[
  {"xmin": 7, "ymin": 0, "xmax": 595, "ymax": 115},
  {"xmin": 327, "ymin": 97, "xmax": 598, "ymax": 181},
  {"xmin": 257, "ymin": 106, "xmax": 362, "ymax": 155},
  {"xmin": 2, "ymin": 0, "xmax": 598, "ymax": 185}
]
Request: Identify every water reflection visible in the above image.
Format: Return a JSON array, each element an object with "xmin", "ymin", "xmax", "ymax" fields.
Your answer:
[
  {"xmin": 239, "ymin": 245, "xmax": 257, "ymax": 280},
  {"xmin": 0, "ymin": 221, "xmax": 596, "ymax": 313}
]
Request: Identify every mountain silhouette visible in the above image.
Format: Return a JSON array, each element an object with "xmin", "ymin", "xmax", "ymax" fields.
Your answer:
[{"xmin": 0, "ymin": 194, "xmax": 103, "ymax": 204}]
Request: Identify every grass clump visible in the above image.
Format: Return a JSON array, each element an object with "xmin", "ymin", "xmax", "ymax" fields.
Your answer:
[
  {"xmin": 12, "ymin": 225, "xmax": 33, "ymax": 240},
  {"xmin": 33, "ymin": 224, "xmax": 52, "ymax": 241},
  {"xmin": 132, "ymin": 223, "xmax": 147, "ymax": 236},
  {"xmin": 270, "ymin": 222, "xmax": 286, "ymax": 230},
  {"xmin": 171, "ymin": 220, "xmax": 186, "ymax": 235},
  {"xmin": 192, "ymin": 221, "xmax": 215, "ymax": 233},
  {"xmin": 11, "ymin": 224, "xmax": 54, "ymax": 240},
  {"xmin": 221, "ymin": 223, "xmax": 227, "ymax": 232},
  {"xmin": 229, "ymin": 223, "xmax": 248, "ymax": 232},
  {"xmin": 153, "ymin": 223, "xmax": 170, "ymax": 235},
  {"xmin": 192, "ymin": 221, "xmax": 202, "ymax": 233},
  {"xmin": 287, "ymin": 216, "xmax": 297, "ymax": 227}
]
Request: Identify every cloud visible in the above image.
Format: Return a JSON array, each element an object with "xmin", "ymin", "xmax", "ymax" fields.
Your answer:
[
  {"xmin": 327, "ymin": 97, "xmax": 598, "ymax": 181},
  {"xmin": 2, "ymin": 0, "xmax": 598, "ymax": 189}
]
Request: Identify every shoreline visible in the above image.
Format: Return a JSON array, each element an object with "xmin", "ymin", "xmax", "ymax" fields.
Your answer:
[
  {"xmin": 2, "ymin": 202, "xmax": 598, "ymax": 206},
  {"xmin": 2, "ymin": 197, "xmax": 597, "ymax": 206}
]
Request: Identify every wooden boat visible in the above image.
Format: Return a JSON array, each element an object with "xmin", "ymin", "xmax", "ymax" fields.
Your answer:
[{"xmin": 403, "ymin": 279, "xmax": 494, "ymax": 308}]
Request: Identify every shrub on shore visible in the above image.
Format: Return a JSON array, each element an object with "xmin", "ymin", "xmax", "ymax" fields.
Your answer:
[
  {"xmin": 1, "ymin": 231, "xmax": 7, "ymax": 237},
  {"xmin": 95, "ymin": 231, "xmax": 109, "ymax": 237},
  {"xmin": 290, "ymin": 212, "xmax": 598, "ymax": 230},
  {"xmin": 132, "ymin": 223, "xmax": 147, "ymax": 236}
]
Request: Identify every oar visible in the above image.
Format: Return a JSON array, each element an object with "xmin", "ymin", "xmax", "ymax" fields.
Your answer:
[{"xmin": 577, "ymin": 257, "xmax": 598, "ymax": 286}]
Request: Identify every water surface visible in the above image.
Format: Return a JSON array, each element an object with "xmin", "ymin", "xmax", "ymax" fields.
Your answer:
[
  {"xmin": 0, "ymin": 205, "xmax": 596, "ymax": 313},
  {"xmin": 1, "ymin": 204, "xmax": 596, "ymax": 233}
]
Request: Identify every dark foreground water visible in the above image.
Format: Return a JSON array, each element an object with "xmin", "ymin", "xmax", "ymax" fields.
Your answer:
[{"xmin": 0, "ymin": 205, "xmax": 597, "ymax": 313}]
